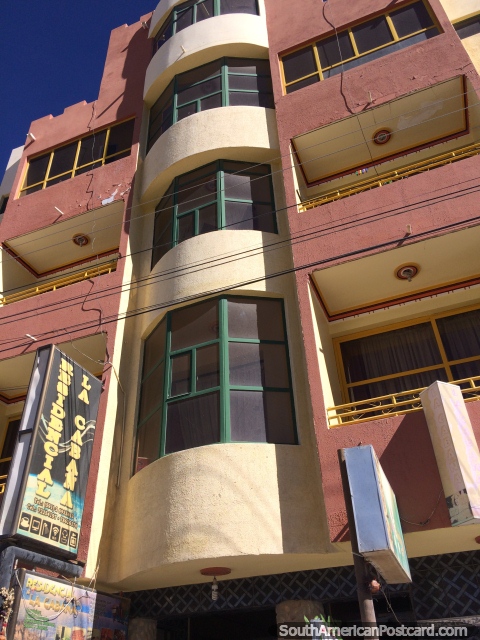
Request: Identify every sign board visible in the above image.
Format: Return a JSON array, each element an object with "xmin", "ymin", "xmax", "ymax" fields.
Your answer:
[
  {"xmin": 8, "ymin": 570, "xmax": 129, "ymax": 640},
  {"xmin": 0, "ymin": 346, "xmax": 102, "ymax": 556},
  {"xmin": 420, "ymin": 380, "xmax": 480, "ymax": 526},
  {"xmin": 343, "ymin": 445, "xmax": 411, "ymax": 584}
]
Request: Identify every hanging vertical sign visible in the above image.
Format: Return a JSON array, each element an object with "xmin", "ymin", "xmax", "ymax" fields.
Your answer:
[
  {"xmin": 343, "ymin": 445, "xmax": 411, "ymax": 583},
  {"xmin": 0, "ymin": 345, "xmax": 102, "ymax": 557}
]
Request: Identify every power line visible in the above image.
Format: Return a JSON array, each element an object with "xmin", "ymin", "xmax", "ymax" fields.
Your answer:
[
  {"xmin": 3, "ymin": 87, "xmax": 476, "ymax": 265},
  {"xmin": 0, "ymin": 174, "xmax": 479, "ymax": 338},
  {"xmin": 0, "ymin": 210, "xmax": 478, "ymax": 357}
]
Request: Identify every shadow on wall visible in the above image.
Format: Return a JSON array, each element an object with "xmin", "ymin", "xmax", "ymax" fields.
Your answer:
[{"xmin": 379, "ymin": 410, "xmax": 450, "ymax": 534}]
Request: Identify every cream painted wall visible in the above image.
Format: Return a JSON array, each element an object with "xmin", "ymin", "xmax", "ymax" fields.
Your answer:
[
  {"xmin": 461, "ymin": 34, "xmax": 480, "ymax": 72},
  {"xmin": 141, "ymin": 107, "xmax": 279, "ymax": 203},
  {"xmin": 438, "ymin": 0, "xmax": 480, "ymax": 22},
  {"xmin": 144, "ymin": 14, "xmax": 269, "ymax": 106}
]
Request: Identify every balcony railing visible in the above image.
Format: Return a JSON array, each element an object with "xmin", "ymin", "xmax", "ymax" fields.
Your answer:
[
  {"xmin": 300, "ymin": 141, "xmax": 480, "ymax": 211},
  {"xmin": 328, "ymin": 375, "xmax": 480, "ymax": 427},
  {"xmin": 0, "ymin": 474, "xmax": 7, "ymax": 495},
  {"xmin": 0, "ymin": 260, "xmax": 117, "ymax": 306}
]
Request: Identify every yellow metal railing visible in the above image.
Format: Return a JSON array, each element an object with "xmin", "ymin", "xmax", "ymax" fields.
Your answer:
[
  {"xmin": 0, "ymin": 474, "xmax": 7, "ymax": 496},
  {"xmin": 300, "ymin": 141, "xmax": 480, "ymax": 211},
  {"xmin": 0, "ymin": 260, "xmax": 117, "ymax": 306},
  {"xmin": 328, "ymin": 375, "xmax": 480, "ymax": 427}
]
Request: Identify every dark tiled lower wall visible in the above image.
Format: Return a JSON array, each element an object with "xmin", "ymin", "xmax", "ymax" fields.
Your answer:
[{"xmin": 129, "ymin": 550, "xmax": 480, "ymax": 621}]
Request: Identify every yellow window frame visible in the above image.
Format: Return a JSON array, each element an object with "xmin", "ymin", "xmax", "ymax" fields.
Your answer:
[
  {"xmin": 19, "ymin": 118, "xmax": 135, "ymax": 196},
  {"xmin": 281, "ymin": 0, "xmax": 439, "ymax": 93},
  {"xmin": 333, "ymin": 304, "xmax": 480, "ymax": 404}
]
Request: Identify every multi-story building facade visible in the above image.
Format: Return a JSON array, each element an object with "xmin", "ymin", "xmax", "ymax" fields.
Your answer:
[{"xmin": 1, "ymin": 0, "xmax": 480, "ymax": 637}]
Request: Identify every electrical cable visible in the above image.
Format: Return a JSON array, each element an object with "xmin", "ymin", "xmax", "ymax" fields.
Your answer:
[
  {"xmin": 0, "ymin": 209, "xmax": 479, "ymax": 358},
  {"xmin": 0, "ymin": 173, "xmax": 479, "ymax": 336},
  {"xmin": 399, "ymin": 489, "xmax": 444, "ymax": 526},
  {"xmin": 3, "ymin": 86, "xmax": 477, "ymax": 265}
]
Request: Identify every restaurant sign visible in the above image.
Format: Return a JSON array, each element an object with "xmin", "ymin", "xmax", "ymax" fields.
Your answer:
[{"xmin": 0, "ymin": 346, "xmax": 102, "ymax": 556}]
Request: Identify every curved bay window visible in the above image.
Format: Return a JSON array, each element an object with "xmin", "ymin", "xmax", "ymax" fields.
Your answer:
[
  {"xmin": 135, "ymin": 296, "xmax": 297, "ymax": 469},
  {"xmin": 336, "ymin": 307, "xmax": 480, "ymax": 402},
  {"xmin": 147, "ymin": 58, "xmax": 274, "ymax": 150},
  {"xmin": 151, "ymin": 160, "xmax": 277, "ymax": 268},
  {"xmin": 154, "ymin": 0, "xmax": 259, "ymax": 52}
]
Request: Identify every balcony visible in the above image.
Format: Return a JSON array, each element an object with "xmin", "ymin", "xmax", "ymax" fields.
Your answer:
[
  {"xmin": 293, "ymin": 75, "xmax": 480, "ymax": 210},
  {"xmin": 0, "ymin": 260, "xmax": 117, "ymax": 305},
  {"xmin": 0, "ymin": 201, "xmax": 123, "ymax": 305},
  {"xmin": 328, "ymin": 375, "xmax": 480, "ymax": 426},
  {"xmin": 300, "ymin": 140, "xmax": 480, "ymax": 210}
]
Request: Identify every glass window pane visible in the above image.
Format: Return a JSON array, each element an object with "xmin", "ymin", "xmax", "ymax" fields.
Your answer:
[
  {"xmin": 49, "ymin": 143, "xmax": 77, "ymax": 178},
  {"xmin": 104, "ymin": 150, "xmax": 130, "ymax": 165},
  {"xmin": 171, "ymin": 299, "xmax": 219, "ymax": 350},
  {"xmin": 340, "ymin": 323, "xmax": 442, "ymax": 384},
  {"xmin": 47, "ymin": 174, "xmax": 72, "ymax": 187},
  {"xmin": 175, "ymin": 6, "xmax": 194, "ymax": 32},
  {"xmin": 200, "ymin": 92, "xmax": 223, "ymax": 111},
  {"xmin": 177, "ymin": 174, "xmax": 217, "ymax": 213},
  {"xmin": 25, "ymin": 154, "xmax": 50, "ymax": 186},
  {"xmin": 228, "ymin": 297, "xmax": 285, "ymax": 341},
  {"xmin": 456, "ymin": 17, "xmax": 480, "ymax": 39},
  {"xmin": 198, "ymin": 204, "xmax": 218, "ymax": 234},
  {"xmin": 348, "ymin": 369, "xmax": 448, "ymax": 402},
  {"xmin": 224, "ymin": 170, "xmax": 254, "ymax": 200},
  {"xmin": 177, "ymin": 103, "xmax": 198, "ymax": 122},
  {"xmin": 252, "ymin": 203, "xmax": 276, "ymax": 233},
  {"xmin": 77, "ymin": 130, "xmax": 107, "ymax": 166},
  {"xmin": 178, "ymin": 77, "xmax": 222, "ymax": 106},
  {"xmin": 196, "ymin": 344, "xmax": 220, "ymax": 390},
  {"xmin": 229, "ymin": 343, "xmax": 289, "ymax": 387},
  {"xmin": 152, "ymin": 205, "xmax": 173, "ymax": 267},
  {"xmin": 223, "ymin": 161, "xmax": 269, "ymax": 176},
  {"xmin": 451, "ymin": 361, "xmax": 480, "ymax": 382},
  {"xmin": 352, "ymin": 16, "xmax": 393, "ymax": 54},
  {"xmin": 227, "ymin": 58, "xmax": 270, "ymax": 75},
  {"xmin": 177, "ymin": 61, "xmax": 222, "ymax": 92},
  {"xmin": 225, "ymin": 201, "xmax": 256, "ymax": 230},
  {"xmin": 156, "ymin": 17, "xmax": 174, "ymax": 49},
  {"xmin": 74, "ymin": 161, "xmax": 102, "ymax": 176},
  {"xmin": 317, "ymin": 31, "xmax": 355, "ymax": 68},
  {"xmin": 106, "ymin": 120, "xmax": 135, "ymax": 156},
  {"xmin": 390, "ymin": 2, "xmax": 433, "ymax": 38},
  {"xmin": 197, "ymin": 0, "xmax": 214, "ymax": 21},
  {"xmin": 22, "ymin": 184, "xmax": 43, "ymax": 196},
  {"xmin": 139, "ymin": 365, "xmax": 165, "ymax": 421},
  {"xmin": 436, "ymin": 310, "xmax": 480, "ymax": 361},
  {"xmin": 229, "ymin": 92, "xmax": 263, "ymax": 107},
  {"xmin": 178, "ymin": 162, "xmax": 217, "ymax": 187},
  {"xmin": 228, "ymin": 75, "xmax": 268, "ymax": 92},
  {"xmin": 165, "ymin": 392, "xmax": 220, "ymax": 454},
  {"xmin": 136, "ymin": 409, "xmax": 162, "ymax": 470},
  {"xmin": 220, "ymin": 0, "xmax": 258, "ymax": 15},
  {"xmin": 171, "ymin": 353, "xmax": 191, "ymax": 396},
  {"xmin": 151, "ymin": 83, "xmax": 174, "ymax": 122},
  {"xmin": 230, "ymin": 390, "xmax": 295, "ymax": 443},
  {"xmin": 143, "ymin": 318, "xmax": 167, "ymax": 377},
  {"xmin": 286, "ymin": 75, "xmax": 319, "ymax": 94},
  {"xmin": 283, "ymin": 47, "xmax": 317, "ymax": 84},
  {"xmin": 178, "ymin": 213, "xmax": 195, "ymax": 243}
]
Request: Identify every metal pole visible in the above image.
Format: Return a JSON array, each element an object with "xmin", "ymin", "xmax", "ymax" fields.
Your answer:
[{"xmin": 338, "ymin": 449, "xmax": 378, "ymax": 627}]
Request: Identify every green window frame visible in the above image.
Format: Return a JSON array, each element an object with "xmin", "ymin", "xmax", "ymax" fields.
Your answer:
[
  {"xmin": 335, "ymin": 306, "xmax": 480, "ymax": 404},
  {"xmin": 154, "ymin": 0, "xmax": 259, "ymax": 52},
  {"xmin": 135, "ymin": 296, "xmax": 297, "ymax": 470},
  {"xmin": 19, "ymin": 119, "xmax": 135, "ymax": 197},
  {"xmin": 147, "ymin": 57, "xmax": 274, "ymax": 150},
  {"xmin": 281, "ymin": 1, "xmax": 439, "ymax": 94},
  {"xmin": 151, "ymin": 160, "xmax": 277, "ymax": 268}
]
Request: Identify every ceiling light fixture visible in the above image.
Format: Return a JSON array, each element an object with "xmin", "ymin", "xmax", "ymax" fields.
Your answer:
[
  {"xmin": 395, "ymin": 264, "xmax": 419, "ymax": 282},
  {"xmin": 373, "ymin": 129, "xmax": 392, "ymax": 145},
  {"xmin": 72, "ymin": 234, "xmax": 90, "ymax": 247}
]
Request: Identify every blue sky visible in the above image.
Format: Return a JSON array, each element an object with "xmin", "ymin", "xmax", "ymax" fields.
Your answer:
[{"xmin": 0, "ymin": 1, "xmax": 154, "ymax": 175}]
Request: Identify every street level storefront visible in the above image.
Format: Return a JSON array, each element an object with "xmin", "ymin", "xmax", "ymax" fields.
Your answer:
[{"xmin": 127, "ymin": 550, "xmax": 480, "ymax": 639}]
